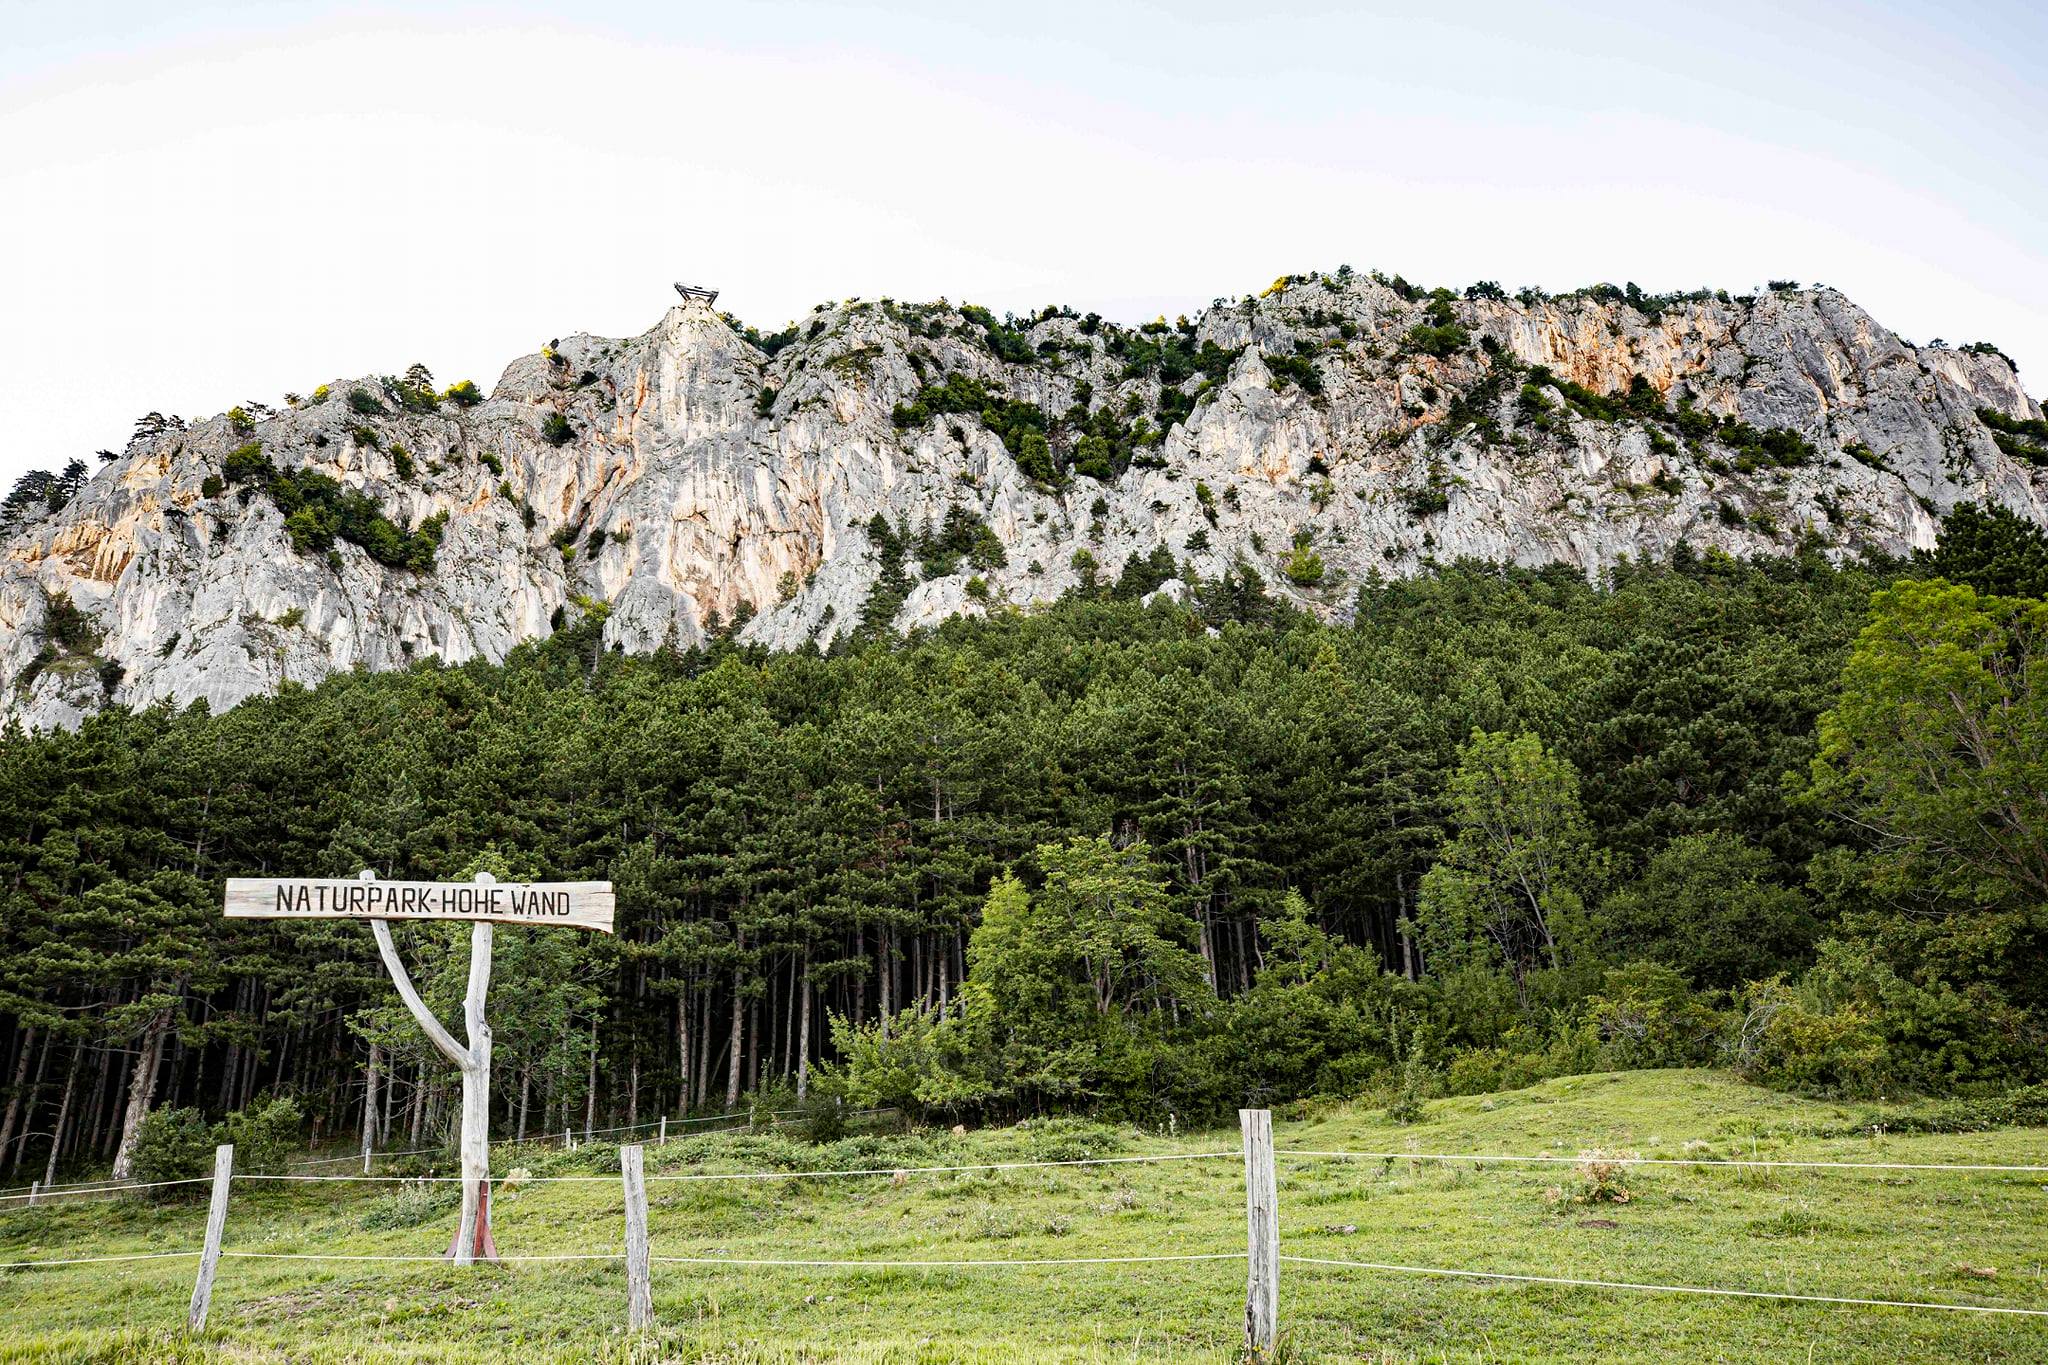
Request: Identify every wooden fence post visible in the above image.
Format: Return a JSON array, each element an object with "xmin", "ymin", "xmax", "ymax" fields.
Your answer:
[
  {"xmin": 621, "ymin": 1143, "xmax": 653, "ymax": 1331},
  {"xmin": 188, "ymin": 1143, "xmax": 234, "ymax": 1333},
  {"xmin": 25, "ymin": 1180, "xmax": 36, "ymax": 1208},
  {"xmin": 1240, "ymin": 1109, "xmax": 1278, "ymax": 1359},
  {"xmin": 658, "ymin": 1115, "xmax": 667, "ymax": 1145}
]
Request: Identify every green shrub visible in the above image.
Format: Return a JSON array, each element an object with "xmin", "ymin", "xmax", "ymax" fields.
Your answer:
[
  {"xmin": 1016, "ymin": 1117, "xmax": 1125, "ymax": 1163},
  {"xmin": 541, "ymin": 413, "xmax": 575, "ymax": 446},
  {"xmin": 390, "ymin": 444, "xmax": 415, "ymax": 481},
  {"xmin": 1729, "ymin": 974, "xmax": 1885, "ymax": 1096},
  {"xmin": 130, "ymin": 1106, "xmax": 217, "ymax": 1199},
  {"xmin": 359, "ymin": 1180, "xmax": 459, "ymax": 1230},
  {"xmin": 1404, "ymin": 323, "xmax": 1469, "ymax": 358},
  {"xmin": 1284, "ymin": 541, "xmax": 1326, "ymax": 586},
  {"xmin": 442, "ymin": 379, "xmax": 484, "ymax": 408},
  {"xmin": 346, "ymin": 387, "xmax": 384, "ymax": 416},
  {"xmin": 1406, "ymin": 484, "xmax": 1450, "ymax": 519},
  {"xmin": 797, "ymin": 1091, "xmax": 849, "ymax": 1144},
  {"xmin": 200, "ymin": 474, "xmax": 224, "ymax": 499},
  {"xmin": 958, "ymin": 304, "xmax": 1036, "ymax": 364},
  {"xmin": 1858, "ymin": 1085, "xmax": 2048, "ymax": 1135},
  {"xmin": 226, "ymin": 446, "xmax": 446, "ymax": 571},
  {"xmin": 218, "ymin": 1097, "xmax": 302, "ymax": 1175},
  {"xmin": 223, "ymin": 440, "xmax": 270, "ymax": 486},
  {"xmin": 42, "ymin": 589, "xmax": 101, "ymax": 654},
  {"xmin": 893, "ymin": 375, "xmax": 1051, "ymax": 479},
  {"xmin": 1584, "ymin": 963, "xmax": 1726, "ymax": 1069},
  {"xmin": 1264, "ymin": 351, "xmax": 1325, "ymax": 394},
  {"xmin": 1978, "ymin": 408, "xmax": 2048, "ymax": 464},
  {"xmin": 1385, "ymin": 1022, "xmax": 1434, "ymax": 1124}
]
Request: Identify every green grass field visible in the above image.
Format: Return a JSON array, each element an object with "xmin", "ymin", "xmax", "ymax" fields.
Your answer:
[{"xmin": 1, "ymin": 1070, "xmax": 2044, "ymax": 1362}]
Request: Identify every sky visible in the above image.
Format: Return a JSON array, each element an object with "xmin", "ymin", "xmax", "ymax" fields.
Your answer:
[{"xmin": 1, "ymin": 0, "xmax": 2043, "ymax": 490}]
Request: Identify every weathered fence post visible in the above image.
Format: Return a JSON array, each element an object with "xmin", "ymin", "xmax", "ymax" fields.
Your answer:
[
  {"xmin": 26, "ymin": 1180, "xmax": 36, "ymax": 1208},
  {"xmin": 188, "ymin": 1143, "xmax": 234, "ymax": 1333},
  {"xmin": 658, "ymin": 1115, "xmax": 667, "ymax": 1146},
  {"xmin": 1240, "ymin": 1108, "xmax": 1278, "ymax": 1359},
  {"xmin": 621, "ymin": 1143, "xmax": 653, "ymax": 1330}
]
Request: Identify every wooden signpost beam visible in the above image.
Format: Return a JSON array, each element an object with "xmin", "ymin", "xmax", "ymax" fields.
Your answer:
[{"xmin": 222, "ymin": 869, "xmax": 613, "ymax": 1265}]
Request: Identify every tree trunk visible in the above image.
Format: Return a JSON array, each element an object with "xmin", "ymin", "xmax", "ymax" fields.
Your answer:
[
  {"xmin": 84, "ymin": 1037, "xmax": 116, "ymax": 1163},
  {"xmin": 693, "ymin": 987, "xmax": 711, "ymax": 1111},
  {"xmin": 852, "ymin": 925, "xmax": 866, "ymax": 1026},
  {"xmin": 747, "ymin": 995, "xmax": 760, "ymax": 1096},
  {"xmin": 517, "ymin": 1065, "xmax": 531, "ymax": 1145},
  {"xmin": 583, "ymin": 1021, "xmax": 598, "ymax": 1140},
  {"xmin": 795, "ymin": 949, "xmax": 812, "ymax": 1100},
  {"xmin": 409, "ymin": 1059, "xmax": 427, "ymax": 1145},
  {"xmin": 111, "ymin": 1005, "xmax": 174, "ymax": 1181},
  {"xmin": 10, "ymin": 1029, "xmax": 52, "ymax": 1174},
  {"xmin": 0, "ymin": 1025, "xmax": 37, "ymax": 1166},
  {"xmin": 100, "ymin": 1044, "xmax": 133, "ymax": 1159},
  {"xmin": 218, "ymin": 981, "xmax": 243, "ymax": 1111},
  {"xmin": 878, "ymin": 926, "xmax": 892, "ymax": 1038},
  {"xmin": 674, "ymin": 988, "xmax": 691, "ymax": 1117},
  {"xmin": 43, "ymin": 1036, "xmax": 84, "ymax": 1188},
  {"xmin": 361, "ymin": 1041, "xmax": 381, "ymax": 1171},
  {"xmin": 454, "ymin": 933, "xmax": 492, "ymax": 1266},
  {"xmin": 724, "ymin": 966, "xmax": 744, "ymax": 1110}
]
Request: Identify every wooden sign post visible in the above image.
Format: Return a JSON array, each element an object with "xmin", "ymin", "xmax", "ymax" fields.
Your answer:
[{"xmin": 224, "ymin": 870, "xmax": 613, "ymax": 1264}]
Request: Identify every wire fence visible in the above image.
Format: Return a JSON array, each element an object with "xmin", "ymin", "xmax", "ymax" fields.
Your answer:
[
  {"xmin": 1, "ymin": 1117, "xmax": 2043, "ymax": 1346},
  {"xmin": 0, "ymin": 1106, "xmax": 900, "ymax": 1205},
  {"xmin": 1275, "ymin": 1147, "xmax": 2048, "ymax": 1173}
]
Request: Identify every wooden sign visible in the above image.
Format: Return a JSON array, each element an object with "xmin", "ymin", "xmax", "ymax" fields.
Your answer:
[{"xmin": 224, "ymin": 877, "xmax": 615, "ymax": 933}]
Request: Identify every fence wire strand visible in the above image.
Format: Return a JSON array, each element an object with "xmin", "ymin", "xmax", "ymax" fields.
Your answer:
[
  {"xmin": 1280, "ymin": 1253, "xmax": 2048, "ymax": 1318},
  {"xmin": 650, "ymin": 1251, "xmax": 1243, "ymax": 1268},
  {"xmin": 230, "ymin": 1150, "xmax": 1239, "ymax": 1186},
  {"xmin": 0, "ymin": 1249, "xmax": 202, "ymax": 1269},
  {"xmin": 1277, "ymin": 1149, "xmax": 2048, "ymax": 1174}
]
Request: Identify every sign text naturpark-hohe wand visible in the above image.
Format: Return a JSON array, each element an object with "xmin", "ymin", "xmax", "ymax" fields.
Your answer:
[
  {"xmin": 224, "ymin": 876, "xmax": 615, "ymax": 932},
  {"xmin": 222, "ymin": 872, "xmax": 614, "ymax": 1264}
]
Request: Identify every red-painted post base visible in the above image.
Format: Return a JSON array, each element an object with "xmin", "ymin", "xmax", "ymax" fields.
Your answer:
[{"xmin": 445, "ymin": 1180, "xmax": 500, "ymax": 1262}]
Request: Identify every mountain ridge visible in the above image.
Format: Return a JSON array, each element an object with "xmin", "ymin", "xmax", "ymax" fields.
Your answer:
[{"xmin": 2, "ymin": 269, "xmax": 2041, "ymax": 729}]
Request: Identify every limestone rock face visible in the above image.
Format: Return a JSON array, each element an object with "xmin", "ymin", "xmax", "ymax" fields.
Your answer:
[{"xmin": 3, "ymin": 275, "xmax": 2042, "ymax": 728}]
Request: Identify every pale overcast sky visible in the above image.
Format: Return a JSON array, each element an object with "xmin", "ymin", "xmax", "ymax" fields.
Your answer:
[{"xmin": 1, "ymin": 1, "xmax": 2042, "ymax": 490}]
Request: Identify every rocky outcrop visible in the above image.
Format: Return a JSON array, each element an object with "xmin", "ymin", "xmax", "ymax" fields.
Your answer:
[{"xmin": 3, "ymin": 272, "xmax": 2042, "ymax": 728}]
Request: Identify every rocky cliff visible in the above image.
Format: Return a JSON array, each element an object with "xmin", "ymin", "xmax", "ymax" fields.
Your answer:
[{"xmin": 3, "ymin": 271, "xmax": 2043, "ymax": 728}]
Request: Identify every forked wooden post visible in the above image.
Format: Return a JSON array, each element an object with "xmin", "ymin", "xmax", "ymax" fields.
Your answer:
[
  {"xmin": 621, "ymin": 1143, "xmax": 653, "ymax": 1330},
  {"xmin": 1241, "ymin": 1108, "xmax": 1278, "ymax": 1358},
  {"xmin": 188, "ymin": 1143, "xmax": 234, "ymax": 1333},
  {"xmin": 218, "ymin": 866, "xmax": 612, "ymax": 1267}
]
